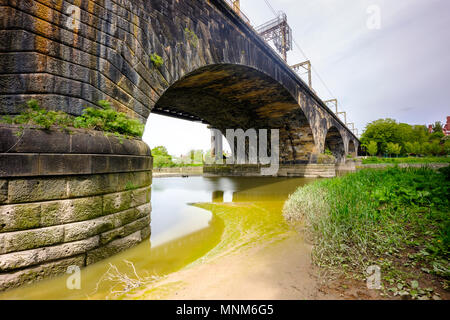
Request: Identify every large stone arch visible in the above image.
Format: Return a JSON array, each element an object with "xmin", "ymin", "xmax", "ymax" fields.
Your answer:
[
  {"xmin": 0, "ymin": 0, "xmax": 359, "ymax": 290},
  {"xmin": 153, "ymin": 63, "xmax": 316, "ymax": 164}
]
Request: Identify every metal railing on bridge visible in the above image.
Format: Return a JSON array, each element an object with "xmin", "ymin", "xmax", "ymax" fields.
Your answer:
[{"xmin": 223, "ymin": 0, "xmax": 252, "ymax": 25}]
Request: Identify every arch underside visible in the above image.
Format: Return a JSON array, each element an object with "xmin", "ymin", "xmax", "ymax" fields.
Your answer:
[
  {"xmin": 348, "ymin": 140, "xmax": 357, "ymax": 156},
  {"xmin": 325, "ymin": 126, "xmax": 345, "ymax": 162},
  {"xmin": 153, "ymin": 64, "xmax": 316, "ymax": 164}
]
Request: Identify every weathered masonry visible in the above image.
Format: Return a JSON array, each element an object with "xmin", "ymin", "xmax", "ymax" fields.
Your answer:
[
  {"xmin": 0, "ymin": 0, "xmax": 359, "ymax": 290},
  {"xmin": 0, "ymin": 127, "xmax": 152, "ymax": 290}
]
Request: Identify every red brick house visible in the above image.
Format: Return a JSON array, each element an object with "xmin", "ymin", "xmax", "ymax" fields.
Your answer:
[{"xmin": 428, "ymin": 116, "xmax": 450, "ymax": 136}]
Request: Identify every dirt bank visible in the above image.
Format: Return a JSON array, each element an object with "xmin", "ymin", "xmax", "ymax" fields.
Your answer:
[{"xmin": 135, "ymin": 233, "xmax": 380, "ymax": 300}]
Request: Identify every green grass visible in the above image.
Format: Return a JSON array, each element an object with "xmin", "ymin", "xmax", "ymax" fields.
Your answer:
[
  {"xmin": 362, "ymin": 156, "xmax": 450, "ymax": 165},
  {"xmin": 283, "ymin": 167, "xmax": 449, "ymax": 297}
]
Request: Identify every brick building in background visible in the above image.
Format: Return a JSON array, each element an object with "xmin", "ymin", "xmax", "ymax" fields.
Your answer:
[{"xmin": 428, "ymin": 116, "xmax": 450, "ymax": 136}]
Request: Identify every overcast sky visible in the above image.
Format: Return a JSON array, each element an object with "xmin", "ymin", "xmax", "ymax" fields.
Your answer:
[{"xmin": 143, "ymin": 0, "xmax": 450, "ymax": 156}]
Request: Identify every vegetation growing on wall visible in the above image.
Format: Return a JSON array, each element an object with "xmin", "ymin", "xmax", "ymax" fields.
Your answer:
[
  {"xmin": 184, "ymin": 27, "xmax": 199, "ymax": 48},
  {"xmin": 283, "ymin": 167, "xmax": 450, "ymax": 299},
  {"xmin": 361, "ymin": 118, "xmax": 449, "ymax": 156},
  {"xmin": 0, "ymin": 99, "xmax": 144, "ymax": 138},
  {"xmin": 150, "ymin": 53, "xmax": 164, "ymax": 68}
]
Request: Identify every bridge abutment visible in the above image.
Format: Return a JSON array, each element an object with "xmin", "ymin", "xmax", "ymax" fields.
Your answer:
[{"xmin": 0, "ymin": 126, "xmax": 152, "ymax": 291}]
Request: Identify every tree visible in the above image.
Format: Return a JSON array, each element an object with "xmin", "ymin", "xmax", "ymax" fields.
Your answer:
[
  {"xmin": 404, "ymin": 142, "xmax": 414, "ymax": 156},
  {"xmin": 412, "ymin": 142, "xmax": 422, "ymax": 156},
  {"xmin": 386, "ymin": 142, "xmax": 402, "ymax": 157},
  {"xmin": 444, "ymin": 139, "xmax": 450, "ymax": 155},
  {"xmin": 432, "ymin": 121, "xmax": 443, "ymax": 134},
  {"xmin": 366, "ymin": 141, "xmax": 378, "ymax": 156},
  {"xmin": 361, "ymin": 118, "xmax": 447, "ymax": 157},
  {"xmin": 151, "ymin": 146, "xmax": 175, "ymax": 168}
]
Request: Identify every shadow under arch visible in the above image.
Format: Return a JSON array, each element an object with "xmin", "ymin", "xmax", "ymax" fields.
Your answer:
[
  {"xmin": 348, "ymin": 140, "xmax": 357, "ymax": 157},
  {"xmin": 324, "ymin": 126, "xmax": 345, "ymax": 163},
  {"xmin": 152, "ymin": 63, "xmax": 316, "ymax": 164}
]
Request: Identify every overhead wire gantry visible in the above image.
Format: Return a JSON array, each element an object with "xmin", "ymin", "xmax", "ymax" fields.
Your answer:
[{"xmin": 255, "ymin": 12, "xmax": 293, "ymax": 62}]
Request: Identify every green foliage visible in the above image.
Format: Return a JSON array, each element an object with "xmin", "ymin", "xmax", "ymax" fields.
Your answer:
[
  {"xmin": 151, "ymin": 146, "xmax": 175, "ymax": 168},
  {"xmin": 361, "ymin": 118, "xmax": 449, "ymax": 156},
  {"xmin": 432, "ymin": 121, "xmax": 443, "ymax": 134},
  {"xmin": 125, "ymin": 181, "xmax": 139, "ymax": 191},
  {"xmin": 283, "ymin": 167, "xmax": 450, "ymax": 295},
  {"xmin": 317, "ymin": 153, "xmax": 335, "ymax": 164},
  {"xmin": 0, "ymin": 99, "xmax": 73, "ymax": 131},
  {"xmin": 444, "ymin": 140, "xmax": 450, "ymax": 155},
  {"xmin": 184, "ymin": 27, "xmax": 199, "ymax": 48},
  {"xmin": 362, "ymin": 156, "xmax": 450, "ymax": 165},
  {"xmin": 386, "ymin": 142, "xmax": 402, "ymax": 157},
  {"xmin": 0, "ymin": 99, "xmax": 144, "ymax": 138},
  {"xmin": 366, "ymin": 140, "xmax": 378, "ymax": 156},
  {"xmin": 150, "ymin": 53, "xmax": 164, "ymax": 68},
  {"xmin": 73, "ymin": 100, "xmax": 144, "ymax": 137}
]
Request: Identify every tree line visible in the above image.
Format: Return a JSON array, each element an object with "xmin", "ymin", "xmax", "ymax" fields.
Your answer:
[
  {"xmin": 361, "ymin": 119, "xmax": 450, "ymax": 157},
  {"xmin": 151, "ymin": 146, "xmax": 206, "ymax": 168}
]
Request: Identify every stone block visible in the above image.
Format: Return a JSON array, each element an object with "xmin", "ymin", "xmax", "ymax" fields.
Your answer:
[
  {"xmin": 63, "ymin": 214, "xmax": 116, "ymax": 243},
  {"xmin": 0, "ymin": 203, "xmax": 40, "ymax": 233},
  {"xmin": 67, "ymin": 173, "xmax": 119, "ymax": 197},
  {"xmin": 131, "ymin": 186, "xmax": 151, "ymax": 207},
  {"xmin": 112, "ymin": 207, "xmax": 141, "ymax": 228},
  {"xmin": 0, "ymin": 180, "xmax": 7, "ymax": 204},
  {"xmin": 86, "ymin": 231, "xmax": 141, "ymax": 265},
  {"xmin": 0, "ymin": 236, "xmax": 98, "ymax": 271},
  {"xmin": 135, "ymin": 203, "xmax": 152, "ymax": 218},
  {"xmin": 0, "ymin": 225, "xmax": 64, "ymax": 254},
  {"xmin": 140, "ymin": 226, "xmax": 151, "ymax": 240},
  {"xmin": 40, "ymin": 196, "xmax": 103, "ymax": 226},
  {"xmin": 0, "ymin": 52, "xmax": 47, "ymax": 74},
  {"xmin": 0, "ymin": 255, "xmax": 85, "ymax": 292},
  {"xmin": 8, "ymin": 178, "xmax": 67, "ymax": 203},
  {"xmin": 102, "ymin": 190, "xmax": 132, "ymax": 215},
  {"xmin": 38, "ymin": 154, "xmax": 92, "ymax": 175},
  {"xmin": 99, "ymin": 215, "xmax": 150, "ymax": 245},
  {"xmin": 0, "ymin": 154, "xmax": 40, "ymax": 178}
]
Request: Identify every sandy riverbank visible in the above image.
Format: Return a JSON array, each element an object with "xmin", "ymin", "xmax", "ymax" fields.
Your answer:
[{"xmin": 134, "ymin": 232, "xmax": 380, "ymax": 300}]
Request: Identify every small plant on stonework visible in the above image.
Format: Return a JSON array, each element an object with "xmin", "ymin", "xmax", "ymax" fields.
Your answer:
[
  {"xmin": 74, "ymin": 100, "xmax": 144, "ymax": 138},
  {"xmin": 318, "ymin": 153, "xmax": 335, "ymax": 164},
  {"xmin": 0, "ymin": 99, "xmax": 145, "ymax": 139},
  {"xmin": 184, "ymin": 27, "xmax": 199, "ymax": 48},
  {"xmin": 125, "ymin": 181, "xmax": 139, "ymax": 191},
  {"xmin": 324, "ymin": 148, "xmax": 333, "ymax": 156},
  {"xmin": 0, "ymin": 99, "xmax": 73, "ymax": 131},
  {"xmin": 150, "ymin": 53, "xmax": 164, "ymax": 68}
]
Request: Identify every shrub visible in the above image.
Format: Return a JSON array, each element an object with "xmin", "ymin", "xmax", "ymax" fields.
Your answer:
[
  {"xmin": 150, "ymin": 53, "xmax": 164, "ymax": 68},
  {"xmin": 0, "ymin": 99, "xmax": 73, "ymax": 130},
  {"xmin": 317, "ymin": 153, "xmax": 335, "ymax": 164},
  {"xmin": 74, "ymin": 100, "xmax": 144, "ymax": 137},
  {"xmin": 0, "ymin": 99, "xmax": 144, "ymax": 138}
]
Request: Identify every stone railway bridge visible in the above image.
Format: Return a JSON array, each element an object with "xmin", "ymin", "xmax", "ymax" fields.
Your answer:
[{"xmin": 0, "ymin": 0, "xmax": 360, "ymax": 290}]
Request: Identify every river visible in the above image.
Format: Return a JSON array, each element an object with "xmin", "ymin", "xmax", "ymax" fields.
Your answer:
[{"xmin": 0, "ymin": 176, "xmax": 315, "ymax": 300}]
